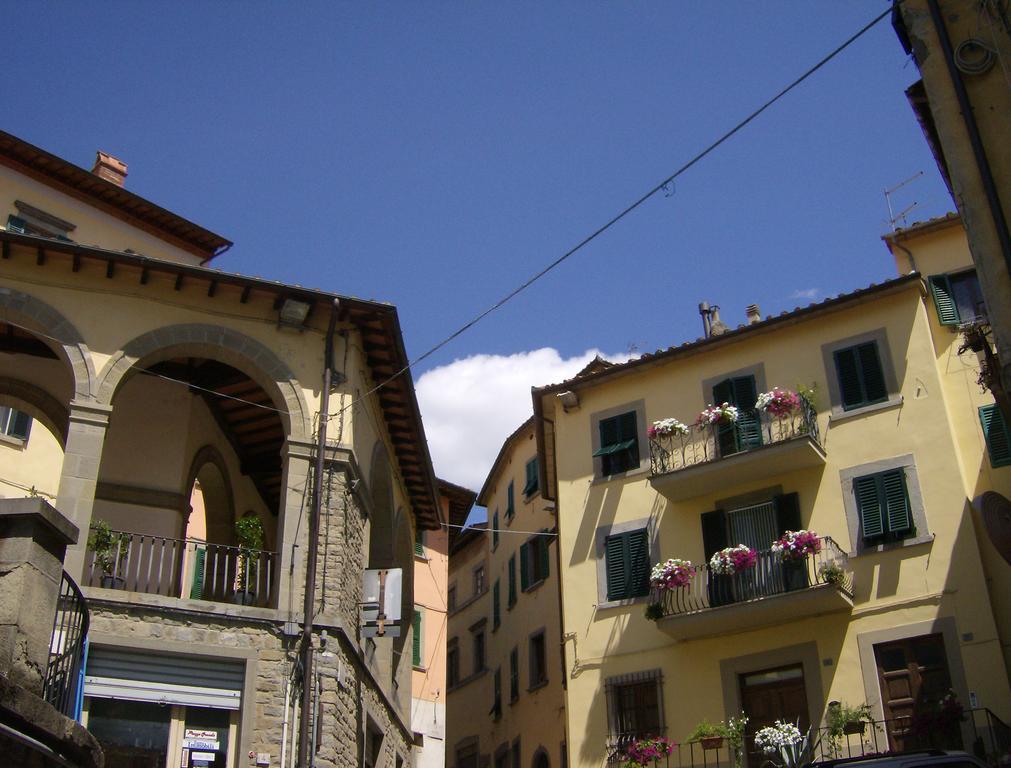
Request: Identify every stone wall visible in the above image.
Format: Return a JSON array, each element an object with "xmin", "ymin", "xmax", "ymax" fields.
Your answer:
[{"xmin": 85, "ymin": 457, "xmax": 413, "ymax": 768}]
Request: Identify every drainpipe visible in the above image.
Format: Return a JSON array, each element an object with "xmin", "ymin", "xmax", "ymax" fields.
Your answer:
[
  {"xmin": 297, "ymin": 298, "xmax": 340, "ymax": 767},
  {"xmin": 924, "ymin": 0, "xmax": 1011, "ymax": 273}
]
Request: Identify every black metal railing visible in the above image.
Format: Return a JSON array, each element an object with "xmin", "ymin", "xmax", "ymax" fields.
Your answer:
[
  {"xmin": 653, "ymin": 538, "xmax": 850, "ymax": 619},
  {"xmin": 42, "ymin": 571, "xmax": 89, "ymax": 719},
  {"xmin": 84, "ymin": 528, "xmax": 277, "ymax": 608},
  {"xmin": 648, "ymin": 400, "xmax": 822, "ymax": 477},
  {"xmin": 605, "ymin": 709, "xmax": 1011, "ymax": 768}
]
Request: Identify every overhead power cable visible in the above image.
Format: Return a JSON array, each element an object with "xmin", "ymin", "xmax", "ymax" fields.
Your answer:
[{"xmin": 339, "ymin": 4, "xmax": 897, "ymax": 415}]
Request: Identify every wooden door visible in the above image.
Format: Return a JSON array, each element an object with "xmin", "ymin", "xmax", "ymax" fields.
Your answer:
[
  {"xmin": 740, "ymin": 665, "xmax": 809, "ymax": 767},
  {"xmin": 874, "ymin": 633, "xmax": 960, "ymax": 752}
]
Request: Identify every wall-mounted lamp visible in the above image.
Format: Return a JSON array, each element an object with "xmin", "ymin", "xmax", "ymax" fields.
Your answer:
[
  {"xmin": 557, "ymin": 390, "xmax": 580, "ymax": 412},
  {"xmin": 278, "ymin": 298, "xmax": 312, "ymax": 329}
]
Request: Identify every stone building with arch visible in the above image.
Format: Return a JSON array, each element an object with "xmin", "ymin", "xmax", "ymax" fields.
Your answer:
[{"xmin": 0, "ymin": 130, "xmax": 441, "ymax": 768}]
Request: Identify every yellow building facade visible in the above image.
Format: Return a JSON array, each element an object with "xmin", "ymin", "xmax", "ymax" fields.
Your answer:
[
  {"xmin": 447, "ymin": 418, "xmax": 567, "ymax": 768},
  {"xmin": 0, "ymin": 130, "xmax": 440, "ymax": 768},
  {"xmin": 533, "ymin": 215, "xmax": 1011, "ymax": 768}
]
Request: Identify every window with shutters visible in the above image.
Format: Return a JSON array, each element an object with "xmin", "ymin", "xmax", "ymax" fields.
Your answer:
[
  {"xmin": 711, "ymin": 374, "xmax": 762, "ymax": 457},
  {"xmin": 493, "ymin": 580, "xmax": 501, "ymax": 630},
  {"xmin": 603, "ymin": 528, "xmax": 650, "ymax": 602},
  {"xmin": 473, "ymin": 565, "xmax": 486, "ymax": 597},
  {"xmin": 492, "ymin": 667, "xmax": 502, "ymax": 719},
  {"xmin": 472, "ymin": 626, "xmax": 486, "ymax": 673},
  {"xmin": 853, "ymin": 468, "xmax": 914, "ymax": 544},
  {"xmin": 0, "ymin": 406, "xmax": 32, "ymax": 443},
  {"xmin": 529, "ymin": 630, "xmax": 547, "ymax": 689},
  {"xmin": 505, "ymin": 481, "xmax": 515, "ymax": 521},
  {"xmin": 447, "ymin": 585, "xmax": 457, "ymax": 613},
  {"xmin": 412, "ymin": 609, "xmax": 423, "ymax": 668},
  {"xmin": 509, "ymin": 647, "xmax": 519, "ymax": 702},
  {"xmin": 979, "ymin": 404, "xmax": 1011, "ymax": 468},
  {"xmin": 492, "ymin": 512, "xmax": 500, "ymax": 550},
  {"xmin": 447, "ymin": 639, "xmax": 460, "ymax": 687},
  {"xmin": 604, "ymin": 669, "xmax": 664, "ymax": 747},
  {"xmin": 594, "ymin": 411, "xmax": 640, "ymax": 476},
  {"xmin": 6, "ymin": 201, "xmax": 75, "ymax": 241},
  {"xmin": 523, "ymin": 458, "xmax": 539, "ymax": 497},
  {"xmin": 520, "ymin": 532, "xmax": 551, "ymax": 592},
  {"xmin": 929, "ymin": 270, "xmax": 985, "ymax": 326},
  {"xmin": 414, "ymin": 529, "xmax": 425, "ymax": 558},
  {"xmin": 507, "ymin": 555, "xmax": 517, "ymax": 608},
  {"xmin": 833, "ymin": 341, "xmax": 888, "ymax": 411}
]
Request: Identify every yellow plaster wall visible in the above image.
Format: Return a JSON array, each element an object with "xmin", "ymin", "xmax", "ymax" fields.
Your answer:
[{"xmin": 547, "ymin": 280, "xmax": 1011, "ymax": 768}]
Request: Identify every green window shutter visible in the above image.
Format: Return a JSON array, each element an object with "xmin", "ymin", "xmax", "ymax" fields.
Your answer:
[
  {"xmin": 413, "ymin": 609, "xmax": 422, "ymax": 667},
  {"xmin": 834, "ymin": 347, "xmax": 864, "ymax": 409},
  {"xmin": 604, "ymin": 534, "xmax": 627, "ymax": 600},
  {"xmin": 980, "ymin": 404, "xmax": 1011, "ymax": 467},
  {"xmin": 493, "ymin": 668, "xmax": 502, "ymax": 716},
  {"xmin": 773, "ymin": 492, "xmax": 801, "ymax": 535},
  {"xmin": 881, "ymin": 468, "xmax": 912, "ymax": 535},
  {"xmin": 510, "ymin": 647, "xmax": 519, "ymax": 701},
  {"xmin": 523, "ymin": 458, "xmax": 539, "ymax": 496},
  {"xmin": 506, "ymin": 482, "xmax": 515, "ymax": 519},
  {"xmin": 508, "ymin": 555, "xmax": 517, "ymax": 606},
  {"xmin": 929, "ymin": 275, "xmax": 959, "ymax": 326},
  {"xmin": 700, "ymin": 509, "xmax": 728, "ymax": 561},
  {"xmin": 414, "ymin": 529, "xmax": 424, "ymax": 557},
  {"xmin": 492, "ymin": 512, "xmax": 499, "ymax": 549},
  {"xmin": 493, "ymin": 581, "xmax": 501, "ymax": 629},
  {"xmin": 6, "ymin": 215, "xmax": 28, "ymax": 234},
  {"xmin": 857, "ymin": 342, "xmax": 888, "ymax": 403},
  {"xmin": 7, "ymin": 409, "xmax": 31, "ymax": 440},
  {"xmin": 854, "ymin": 475, "xmax": 885, "ymax": 539},
  {"xmin": 189, "ymin": 547, "xmax": 206, "ymax": 600},
  {"xmin": 627, "ymin": 529, "xmax": 649, "ymax": 598},
  {"xmin": 538, "ymin": 531, "xmax": 550, "ymax": 580},
  {"xmin": 733, "ymin": 375, "xmax": 762, "ymax": 450},
  {"xmin": 520, "ymin": 543, "xmax": 529, "ymax": 591}
]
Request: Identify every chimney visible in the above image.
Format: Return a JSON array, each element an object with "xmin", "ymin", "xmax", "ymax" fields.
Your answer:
[
  {"xmin": 698, "ymin": 302, "xmax": 712, "ymax": 338},
  {"xmin": 709, "ymin": 305, "xmax": 728, "ymax": 336},
  {"xmin": 92, "ymin": 151, "xmax": 128, "ymax": 187},
  {"xmin": 746, "ymin": 303, "xmax": 761, "ymax": 325}
]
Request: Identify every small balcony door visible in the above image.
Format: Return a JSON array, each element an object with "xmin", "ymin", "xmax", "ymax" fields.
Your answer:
[
  {"xmin": 740, "ymin": 664, "xmax": 809, "ymax": 768},
  {"xmin": 712, "ymin": 375, "xmax": 762, "ymax": 457}
]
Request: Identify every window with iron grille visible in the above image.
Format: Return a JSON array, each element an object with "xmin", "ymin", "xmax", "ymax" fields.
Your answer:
[{"xmin": 605, "ymin": 669, "xmax": 664, "ymax": 748}]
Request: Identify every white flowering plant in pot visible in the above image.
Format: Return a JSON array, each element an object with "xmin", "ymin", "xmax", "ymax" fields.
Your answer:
[
  {"xmin": 753, "ymin": 720, "xmax": 820, "ymax": 768},
  {"xmin": 647, "ymin": 418, "xmax": 691, "ymax": 439}
]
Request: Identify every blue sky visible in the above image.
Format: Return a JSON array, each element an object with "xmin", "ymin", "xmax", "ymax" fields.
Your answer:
[{"xmin": 6, "ymin": 2, "xmax": 954, "ymax": 489}]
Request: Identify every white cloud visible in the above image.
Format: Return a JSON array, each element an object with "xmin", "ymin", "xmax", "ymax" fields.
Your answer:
[
  {"xmin": 790, "ymin": 288, "xmax": 820, "ymax": 300},
  {"xmin": 416, "ymin": 347, "xmax": 625, "ymax": 492}
]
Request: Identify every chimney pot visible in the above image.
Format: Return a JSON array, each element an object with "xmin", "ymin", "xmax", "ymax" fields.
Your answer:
[
  {"xmin": 92, "ymin": 151, "xmax": 128, "ymax": 187},
  {"xmin": 746, "ymin": 303, "xmax": 761, "ymax": 325}
]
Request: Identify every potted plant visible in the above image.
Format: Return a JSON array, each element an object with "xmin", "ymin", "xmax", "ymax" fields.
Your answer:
[
  {"xmin": 725, "ymin": 714, "xmax": 748, "ymax": 768},
  {"xmin": 709, "ymin": 545, "xmax": 756, "ymax": 576},
  {"xmin": 650, "ymin": 558, "xmax": 695, "ymax": 591},
  {"xmin": 644, "ymin": 602, "xmax": 664, "ymax": 622},
  {"xmin": 754, "ymin": 720, "xmax": 819, "ymax": 768},
  {"xmin": 87, "ymin": 520, "xmax": 130, "ymax": 589},
  {"xmin": 647, "ymin": 418, "xmax": 691, "ymax": 440},
  {"xmin": 771, "ymin": 530, "xmax": 821, "ymax": 592},
  {"xmin": 687, "ymin": 720, "xmax": 729, "ymax": 751},
  {"xmin": 623, "ymin": 736, "xmax": 676, "ymax": 767},
  {"xmin": 233, "ymin": 515, "xmax": 265, "ymax": 605},
  {"xmin": 827, "ymin": 701, "xmax": 874, "ymax": 737},
  {"xmin": 756, "ymin": 387, "xmax": 802, "ymax": 418},
  {"xmin": 819, "ymin": 562, "xmax": 845, "ymax": 586},
  {"xmin": 697, "ymin": 403, "xmax": 739, "ymax": 427}
]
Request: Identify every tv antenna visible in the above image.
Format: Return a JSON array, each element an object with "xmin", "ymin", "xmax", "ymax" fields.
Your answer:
[{"xmin": 884, "ymin": 171, "xmax": 924, "ymax": 231}]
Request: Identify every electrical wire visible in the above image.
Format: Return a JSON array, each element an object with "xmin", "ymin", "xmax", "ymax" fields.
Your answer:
[
  {"xmin": 443, "ymin": 521, "xmax": 557, "ymax": 537},
  {"xmin": 335, "ymin": 3, "xmax": 897, "ymax": 418}
]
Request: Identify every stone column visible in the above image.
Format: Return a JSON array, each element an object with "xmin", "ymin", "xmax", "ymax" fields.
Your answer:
[
  {"xmin": 58, "ymin": 400, "xmax": 112, "ymax": 581},
  {"xmin": 0, "ymin": 498, "xmax": 79, "ymax": 695},
  {"xmin": 277, "ymin": 437, "xmax": 314, "ymax": 617}
]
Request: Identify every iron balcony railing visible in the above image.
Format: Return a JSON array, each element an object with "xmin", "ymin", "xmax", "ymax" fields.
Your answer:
[
  {"xmin": 84, "ymin": 528, "xmax": 277, "ymax": 608},
  {"xmin": 653, "ymin": 537, "xmax": 851, "ymax": 619},
  {"xmin": 607, "ymin": 708, "xmax": 1011, "ymax": 768},
  {"xmin": 648, "ymin": 400, "xmax": 822, "ymax": 477},
  {"xmin": 42, "ymin": 570, "xmax": 89, "ymax": 719}
]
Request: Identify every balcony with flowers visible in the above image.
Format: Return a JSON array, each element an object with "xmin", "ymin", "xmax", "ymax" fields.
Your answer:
[
  {"xmin": 647, "ymin": 389, "xmax": 825, "ymax": 501},
  {"xmin": 644, "ymin": 531, "xmax": 853, "ymax": 641}
]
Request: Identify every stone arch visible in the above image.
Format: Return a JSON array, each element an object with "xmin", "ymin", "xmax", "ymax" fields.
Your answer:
[
  {"xmin": 0, "ymin": 286, "xmax": 95, "ymax": 399},
  {"xmin": 183, "ymin": 444, "xmax": 236, "ymax": 545},
  {"xmin": 0, "ymin": 377, "xmax": 70, "ymax": 446},
  {"xmin": 95, "ymin": 323, "xmax": 310, "ymax": 441},
  {"xmin": 368, "ymin": 440, "xmax": 396, "ymax": 568}
]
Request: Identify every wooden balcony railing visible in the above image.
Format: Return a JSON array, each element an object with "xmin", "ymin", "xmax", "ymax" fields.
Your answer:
[{"xmin": 84, "ymin": 528, "xmax": 277, "ymax": 608}]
